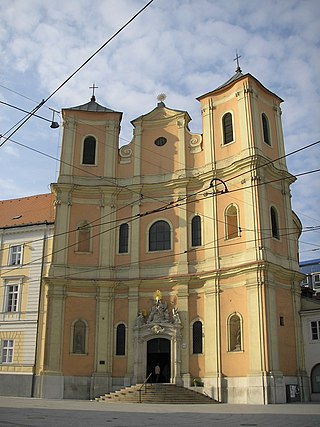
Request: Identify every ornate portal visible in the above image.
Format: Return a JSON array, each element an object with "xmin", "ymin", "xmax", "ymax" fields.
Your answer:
[{"xmin": 132, "ymin": 292, "xmax": 182, "ymax": 385}]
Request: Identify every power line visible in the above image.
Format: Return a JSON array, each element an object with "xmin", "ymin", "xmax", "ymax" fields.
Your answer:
[{"xmin": 0, "ymin": 0, "xmax": 155, "ymax": 149}]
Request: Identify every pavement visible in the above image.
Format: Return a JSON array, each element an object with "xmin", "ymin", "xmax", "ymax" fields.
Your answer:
[{"xmin": 0, "ymin": 397, "xmax": 319, "ymax": 427}]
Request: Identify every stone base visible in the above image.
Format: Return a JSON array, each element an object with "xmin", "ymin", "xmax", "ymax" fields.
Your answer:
[
  {"xmin": 0, "ymin": 373, "xmax": 33, "ymax": 397},
  {"xmin": 34, "ymin": 373, "xmax": 64, "ymax": 399},
  {"xmin": 203, "ymin": 373, "xmax": 309, "ymax": 404}
]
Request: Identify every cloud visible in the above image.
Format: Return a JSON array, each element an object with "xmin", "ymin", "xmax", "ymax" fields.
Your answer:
[{"xmin": 0, "ymin": 0, "xmax": 319, "ymax": 259}]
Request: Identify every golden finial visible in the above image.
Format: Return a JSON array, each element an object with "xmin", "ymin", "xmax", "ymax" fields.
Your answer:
[{"xmin": 153, "ymin": 289, "xmax": 162, "ymax": 302}]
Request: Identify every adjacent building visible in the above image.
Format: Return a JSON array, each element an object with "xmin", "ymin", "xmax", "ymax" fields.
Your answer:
[
  {"xmin": 0, "ymin": 194, "xmax": 54, "ymax": 396},
  {"xmin": 33, "ymin": 68, "xmax": 307, "ymax": 403},
  {"xmin": 300, "ymin": 259, "xmax": 320, "ymax": 402},
  {"xmin": 300, "ymin": 259, "xmax": 320, "ymax": 297}
]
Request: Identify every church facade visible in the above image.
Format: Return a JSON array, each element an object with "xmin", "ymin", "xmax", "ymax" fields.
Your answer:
[{"xmin": 34, "ymin": 69, "xmax": 308, "ymax": 403}]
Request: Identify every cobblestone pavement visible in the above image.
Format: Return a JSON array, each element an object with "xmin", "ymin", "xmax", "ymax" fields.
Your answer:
[{"xmin": 0, "ymin": 397, "xmax": 319, "ymax": 427}]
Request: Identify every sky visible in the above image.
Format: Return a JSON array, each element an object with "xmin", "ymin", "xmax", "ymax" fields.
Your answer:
[{"xmin": 0, "ymin": 0, "xmax": 319, "ymax": 261}]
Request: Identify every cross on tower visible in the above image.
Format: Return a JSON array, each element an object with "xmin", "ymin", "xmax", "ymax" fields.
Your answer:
[
  {"xmin": 233, "ymin": 51, "xmax": 242, "ymax": 73},
  {"xmin": 89, "ymin": 83, "xmax": 99, "ymax": 101}
]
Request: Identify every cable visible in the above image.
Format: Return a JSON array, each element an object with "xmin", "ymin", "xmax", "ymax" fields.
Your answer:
[
  {"xmin": 0, "ymin": 100, "xmax": 56, "ymax": 124},
  {"xmin": 1, "ymin": 225, "xmax": 312, "ymax": 286},
  {"xmin": 0, "ymin": 0, "xmax": 155, "ymax": 149}
]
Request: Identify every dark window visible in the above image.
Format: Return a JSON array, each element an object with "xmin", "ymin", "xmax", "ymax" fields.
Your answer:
[
  {"xmin": 73, "ymin": 320, "xmax": 86, "ymax": 354},
  {"xmin": 193, "ymin": 321, "xmax": 203, "ymax": 354},
  {"xmin": 191, "ymin": 215, "xmax": 201, "ymax": 246},
  {"xmin": 262, "ymin": 113, "xmax": 271, "ymax": 145},
  {"xmin": 149, "ymin": 220, "xmax": 171, "ymax": 251},
  {"xmin": 116, "ymin": 324, "xmax": 126, "ymax": 355},
  {"xmin": 311, "ymin": 320, "xmax": 320, "ymax": 340},
  {"xmin": 222, "ymin": 113, "xmax": 233, "ymax": 145},
  {"xmin": 154, "ymin": 137, "xmax": 167, "ymax": 147},
  {"xmin": 119, "ymin": 223, "xmax": 129, "ymax": 253},
  {"xmin": 82, "ymin": 136, "xmax": 96, "ymax": 164},
  {"xmin": 270, "ymin": 207, "xmax": 280, "ymax": 239},
  {"xmin": 225, "ymin": 205, "xmax": 239, "ymax": 239}
]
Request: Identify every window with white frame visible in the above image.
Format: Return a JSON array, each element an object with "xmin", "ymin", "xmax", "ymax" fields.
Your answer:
[
  {"xmin": 301, "ymin": 275, "xmax": 309, "ymax": 287},
  {"xmin": 312, "ymin": 273, "xmax": 320, "ymax": 289},
  {"xmin": 8, "ymin": 245, "xmax": 22, "ymax": 265},
  {"xmin": 4, "ymin": 284, "xmax": 19, "ymax": 312},
  {"xmin": 310, "ymin": 320, "xmax": 320, "ymax": 341},
  {"xmin": 1, "ymin": 339, "xmax": 14, "ymax": 363}
]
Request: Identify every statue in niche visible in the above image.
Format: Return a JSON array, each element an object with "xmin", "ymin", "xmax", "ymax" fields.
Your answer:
[
  {"xmin": 172, "ymin": 307, "xmax": 181, "ymax": 324},
  {"xmin": 135, "ymin": 311, "xmax": 146, "ymax": 327},
  {"xmin": 147, "ymin": 290, "xmax": 170, "ymax": 323}
]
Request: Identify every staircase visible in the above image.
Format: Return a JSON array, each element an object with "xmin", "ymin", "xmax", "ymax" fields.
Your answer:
[{"xmin": 95, "ymin": 383, "xmax": 217, "ymax": 404}]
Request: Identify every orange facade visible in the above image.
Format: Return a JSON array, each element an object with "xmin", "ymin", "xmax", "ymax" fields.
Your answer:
[{"xmin": 36, "ymin": 72, "xmax": 307, "ymax": 403}]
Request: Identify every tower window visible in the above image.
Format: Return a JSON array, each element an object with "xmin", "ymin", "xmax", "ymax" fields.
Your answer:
[
  {"xmin": 225, "ymin": 204, "xmax": 239, "ymax": 239},
  {"xmin": 73, "ymin": 320, "xmax": 86, "ymax": 354},
  {"xmin": 149, "ymin": 220, "xmax": 171, "ymax": 251},
  {"xmin": 262, "ymin": 113, "xmax": 271, "ymax": 145},
  {"xmin": 192, "ymin": 320, "xmax": 203, "ymax": 354},
  {"xmin": 154, "ymin": 137, "xmax": 167, "ymax": 147},
  {"xmin": 77, "ymin": 221, "xmax": 91, "ymax": 252},
  {"xmin": 116, "ymin": 324, "xmax": 126, "ymax": 355},
  {"xmin": 119, "ymin": 223, "xmax": 129, "ymax": 253},
  {"xmin": 228, "ymin": 313, "xmax": 242, "ymax": 352},
  {"xmin": 270, "ymin": 206, "xmax": 280, "ymax": 239},
  {"xmin": 191, "ymin": 215, "xmax": 202, "ymax": 247},
  {"xmin": 82, "ymin": 136, "xmax": 96, "ymax": 164},
  {"xmin": 222, "ymin": 113, "xmax": 234, "ymax": 145}
]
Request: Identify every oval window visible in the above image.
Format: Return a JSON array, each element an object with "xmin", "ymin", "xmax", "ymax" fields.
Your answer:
[{"xmin": 154, "ymin": 137, "xmax": 167, "ymax": 147}]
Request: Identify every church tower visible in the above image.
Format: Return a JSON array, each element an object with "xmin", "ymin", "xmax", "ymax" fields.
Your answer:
[
  {"xmin": 36, "ymin": 70, "xmax": 307, "ymax": 403},
  {"xmin": 196, "ymin": 65, "xmax": 307, "ymax": 403}
]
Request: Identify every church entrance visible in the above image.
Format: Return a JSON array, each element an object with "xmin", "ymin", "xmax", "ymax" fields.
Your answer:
[{"xmin": 147, "ymin": 338, "xmax": 170, "ymax": 383}]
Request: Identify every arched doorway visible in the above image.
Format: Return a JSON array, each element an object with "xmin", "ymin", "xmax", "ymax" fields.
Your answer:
[
  {"xmin": 147, "ymin": 338, "xmax": 170, "ymax": 383},
  {"xmin": 311, "ymin": 363, "xmax": 320, "ymax": 393}
]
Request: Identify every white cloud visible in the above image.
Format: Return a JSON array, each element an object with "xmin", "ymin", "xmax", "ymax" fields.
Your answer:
[{"xmin": 0, "ymin": 0, "xmax": 319, "ymax": 259}]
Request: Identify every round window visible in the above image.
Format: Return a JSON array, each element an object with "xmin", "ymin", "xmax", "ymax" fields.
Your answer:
[{"xmin": 154, "ymin": 137, "xmax": 167, "ymax": 147}]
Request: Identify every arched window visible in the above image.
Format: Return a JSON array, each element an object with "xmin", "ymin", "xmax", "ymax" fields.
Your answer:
[
  {"xmin": 222, "ymin": 113, "xmax": 234, "ymax": 145},
  {"xmin": 191, "ymin": 215, "xmax": 202, "ymax": 247},
  {"xmin": 119, "ymin": 223, "xmax": 129, "ymax": 253},
  {"xmin": 270, "ymin": 206, "xmax": 280, "ymax": 239},
  {"xmin": 262, "ymin": 113, "xmax": 271, "ymax": 145},
  {"xmin": 311, "ymin": 363, "xmax": 320, "ymax": 393},
  {"xmin": 82, "ymin": 136, "xmax": 96, "ymax": 164},
  {"xmin": 149, "ymin": 220, "xmax": 171, "ymax": 251},
  {"xmin": 73, "ymin": 320, "xmax": 86, "ymax": 354},
  {"xmin": 116, "ymin": 323, "xmax": 126, "ymax": 356},
  {"xmin": 225, "ymin": 204, "xmax": 239, "ymax": 239},
  {"xmin": 228, "ymin": 313, "xmax": 242, "ymax": 352},
  {"xmin": 192, "ymin": 320, "xmax": 203, "ymax": 354},
  {"xmin": 77, "ymin": 221, "xmax": 91, "ymax": 252}
]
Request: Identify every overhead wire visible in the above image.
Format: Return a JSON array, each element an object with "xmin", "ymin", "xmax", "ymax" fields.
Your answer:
[{"xmin": 0, "ymin": 0, "xmax": 155, "ymax": 149}]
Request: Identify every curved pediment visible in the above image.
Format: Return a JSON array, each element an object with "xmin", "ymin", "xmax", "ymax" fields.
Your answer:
[{"xmin": 131, "ymin": 103, "xmax": 191, "ymax": 127}]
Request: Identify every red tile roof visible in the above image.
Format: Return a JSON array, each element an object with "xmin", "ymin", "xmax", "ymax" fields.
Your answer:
[{"xmin": 0, "ymin": 193, "xmax": 55, "ymax": 229}]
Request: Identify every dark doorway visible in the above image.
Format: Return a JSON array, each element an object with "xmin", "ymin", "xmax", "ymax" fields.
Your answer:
[{"xmin": 147, "ymin": 338, "xmax": 170, "ymax": 383}]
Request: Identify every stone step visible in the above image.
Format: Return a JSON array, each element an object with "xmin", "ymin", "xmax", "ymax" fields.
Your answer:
[{"xmin": 96, "ymin": 384, "xmax": 217, "ymax": 404}]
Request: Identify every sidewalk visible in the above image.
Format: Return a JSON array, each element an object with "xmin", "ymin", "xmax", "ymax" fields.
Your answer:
[{"xmin": 0, "ymin": 397, "xmax": 319, "ymax": 427}]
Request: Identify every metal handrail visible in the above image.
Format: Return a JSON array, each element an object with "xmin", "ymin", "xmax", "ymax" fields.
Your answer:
[{"xmin": 138, "ymin": 372, "xmax": 152, "ymax": 403}]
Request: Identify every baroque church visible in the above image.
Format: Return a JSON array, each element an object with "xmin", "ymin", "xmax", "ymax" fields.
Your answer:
[{"xmin": 34, "ymin": 67, "xmax": 307, "ymax": 403}]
